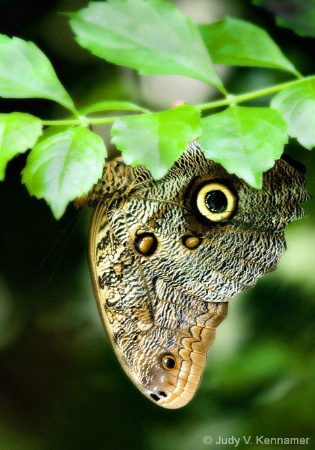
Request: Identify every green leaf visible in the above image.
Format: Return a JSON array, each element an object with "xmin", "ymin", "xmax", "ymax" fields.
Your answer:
[
  {"xmin": 22, "ymin": 127, "xmax": 107, "ymax": 219},
  {"xmin": 200, "ymin": 106, "xmax": 288, "ymax": 188},
  {"xmin": 0, "ymin": 34, "xmax": 76, "ymax": 114},
  {"xmin": 79, "ymin": 100, "xmax": 151, "ymax": 116},
  {"xmin": 111, "ymin": 105, "xmax": 201, "ymax": 179},
  {"xmin": 253, "ymin": 0, "xmax": 315, "ymax": 38},
  {"xmin": 68, "ymin": 0, "xmax": 224, "ymax": 92},
  {"xmin": 0, "ymin": 113, "xmax": 42, "ymax": 181},
  {"xmin": 271, "ymin": 79, "xmax": 315, "ymax": 150},
  {"xmin": 198, "ymin": 18, "xmax": 299, "ymax": 76}
]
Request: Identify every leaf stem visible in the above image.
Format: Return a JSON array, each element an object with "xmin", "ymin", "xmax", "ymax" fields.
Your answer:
[
  {"xmin": 41, "ymin": 74, "xmax": 315, "ymax": 126},
  {"xmin": 198, "ymin": 75, "xmax": 315, "ymax": 111},
  {"xmin": 41, "ymin": 116, "xmax": 120, "ymax": 126}
]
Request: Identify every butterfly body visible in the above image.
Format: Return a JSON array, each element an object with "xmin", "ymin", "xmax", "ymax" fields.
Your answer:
[{"xmin": 86, "ymin": 142, "xmax": 308, "ymax": 408}]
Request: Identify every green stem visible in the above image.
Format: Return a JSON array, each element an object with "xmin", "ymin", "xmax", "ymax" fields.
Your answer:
[
  {"xmin": 41, "ymin": 116, "xmax": 120, "ymax": 127},
  {"xmin": 198, "ymin": 75, "xmax": 315, "ymax": 111},
  {"xmin": 41, "ymin": 75, "xmax": 315, "ymax": 127}
]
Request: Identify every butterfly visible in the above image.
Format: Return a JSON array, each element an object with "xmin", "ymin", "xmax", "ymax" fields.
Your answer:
[{"xmin": 80, "ymin": 141, "xmax": 308, "ymax": 409}]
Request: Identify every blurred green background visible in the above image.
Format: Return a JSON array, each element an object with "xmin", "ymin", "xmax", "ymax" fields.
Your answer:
[{"xmin": 0, "ymin": 1, "xmax": 314, "ymax": 449}]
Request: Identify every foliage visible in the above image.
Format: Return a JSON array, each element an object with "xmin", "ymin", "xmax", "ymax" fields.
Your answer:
[
  {"xmin": 200, "ymin": 106, "xmax": 287, "ymax": 187},
  {"xmin": 252, "ymin": 0, "xmax": 315, "ymax": 37},
  {"xmin": 21, "ymin": 127, "xmax": 107, "ymax": 218},
  {"xmin": 0, "ymin": 0, "xmax": 314, "ymax": 219},
  {"xmin": 111, "ymin": 104, "xmax": 201, "ymax": 178}
]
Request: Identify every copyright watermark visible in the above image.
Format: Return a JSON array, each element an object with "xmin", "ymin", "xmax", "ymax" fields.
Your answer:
[{"xmin": 202, "ymin": 435, "xmax": 311, "ymax": 447}]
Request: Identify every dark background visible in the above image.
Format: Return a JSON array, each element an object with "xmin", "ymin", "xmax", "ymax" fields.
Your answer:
[{"xmin": 0, "ymin": 1, "xmax": 314, "ymax": 449}]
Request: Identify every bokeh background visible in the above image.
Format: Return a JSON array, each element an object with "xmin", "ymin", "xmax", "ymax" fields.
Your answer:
[{"xmin": 0, "ymin": 1, "xmax": 314, "ymax": 449}]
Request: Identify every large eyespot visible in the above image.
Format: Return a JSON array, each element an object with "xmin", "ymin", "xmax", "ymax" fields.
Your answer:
[
  {"xmin": 161, "ymin": 354, "xmax": 176, "ymax": 370},
  {"xmin": 196, "ymin": 182, "xmax": 237, "ymax": 222}
]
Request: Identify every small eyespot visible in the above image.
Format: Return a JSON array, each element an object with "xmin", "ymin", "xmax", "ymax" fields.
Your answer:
[
  {"xmin": 182, "ymin": 235, "xmax": 202, "ymax": 250},
  {"xmin": 161, "ymin": 354, "xmax": 176, "ymax": 370},
  {"xmin": 134, "ymin": 232, "xmax": 158, "ymax": 256},
  {"xmin": 196, "ymin": 182, "xmax": 237, "ymax": 222}
]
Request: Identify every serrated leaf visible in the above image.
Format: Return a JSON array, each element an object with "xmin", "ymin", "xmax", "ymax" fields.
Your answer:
[
  {"xmin": 69, "ymin": 0, "xmax": 224, "ymax": 92},
  {"xmin": 0, "ymin": 113, "xmax": 42, "ymax": 181},
  {"xmin": 111, "ymin": 105, "xmax": 201, "ymax": 179},
  {"xmin": 200, "ymin": 106, "xmax": 288, "ymax": 187},
  {"xmin": 271, "ymin": 79, "xmax": 315, "ymax": 150},
  {"xmin": 36, "ymin": 124, "xmax": 74, "ymax": 144},
  {"xmin": 22, "ymin": 127, "xmax": 107, "ymax": 219},
  {"xmin": 198, "ymin": 18, "xmax": 298, "ymax": 75},
  {"xmin": 0, "ymin": 34, "xmax": 76, "ymax": 113}
]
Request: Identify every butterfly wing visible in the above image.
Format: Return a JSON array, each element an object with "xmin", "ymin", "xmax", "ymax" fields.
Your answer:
[{"xmin": 88, "ymin": 142, "xmax": 308, "ymax": 408}]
